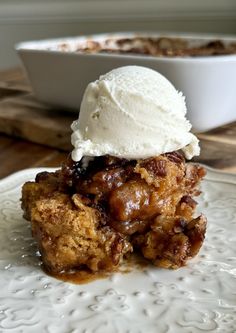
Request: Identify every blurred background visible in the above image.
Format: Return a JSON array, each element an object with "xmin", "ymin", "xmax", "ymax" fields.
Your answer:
[{"xmin": 0, "ymin": 0, "xmax": 236, "ymax": 70}]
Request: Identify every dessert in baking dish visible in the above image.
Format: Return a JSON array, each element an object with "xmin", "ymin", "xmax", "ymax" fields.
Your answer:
[
  {"xmin": 21, "ymin": 66, "xmax": 207, "ymax": 277},
  {"xmin": 58, "ymin": 36, "xmax": 236, "ymax": 57}
]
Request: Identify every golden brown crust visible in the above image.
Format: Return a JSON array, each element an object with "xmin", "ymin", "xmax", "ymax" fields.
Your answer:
[
  {"xmin": 27, "ymin": 190, "xmax": 131, "ymax": 273},
  {"xmin": 132, "ymin": 214, "xmax": 207, "ymax": 269},
  {"xmin": 71, "ymin": 37, "xmax": 236, "ymax": 57}
]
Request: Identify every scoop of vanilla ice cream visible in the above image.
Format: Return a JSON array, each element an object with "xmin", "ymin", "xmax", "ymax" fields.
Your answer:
[{"xmin": 71, "ymin": 66, "xmax": 200, "ymax": 161}]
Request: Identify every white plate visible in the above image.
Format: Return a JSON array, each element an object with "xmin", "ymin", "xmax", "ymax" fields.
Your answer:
[{"xmin": 0, "ymin": 166, "xmax": 236, "ymax": 333}]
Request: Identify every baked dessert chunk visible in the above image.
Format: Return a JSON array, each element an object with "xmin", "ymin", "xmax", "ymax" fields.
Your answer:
[{"xmin": 22, "ymin": 152, "xmax": 206, "ymax": 274}]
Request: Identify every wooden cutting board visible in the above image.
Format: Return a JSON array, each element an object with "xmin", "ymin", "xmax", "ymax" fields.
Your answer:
[
  {"xmin": 0, "ymin": 68, "xmax": 236, "ymax": 172},
  {"xmin": 0, "ymin": 92, "xmax": 74, "ymax": 151},
  {"xmin": 0, "ymin": 68, "xmax": 74, "ymax": 151}
]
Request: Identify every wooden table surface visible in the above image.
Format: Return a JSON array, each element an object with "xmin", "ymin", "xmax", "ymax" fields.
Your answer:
[{"xmin": 0, "ymin": 67, "xmax": 236, "ymax": 179}]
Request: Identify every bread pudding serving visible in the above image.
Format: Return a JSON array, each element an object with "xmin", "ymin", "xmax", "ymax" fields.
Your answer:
[{"xmin": 21, "ymin": 66, "xmax": 207, "ymax": 277}]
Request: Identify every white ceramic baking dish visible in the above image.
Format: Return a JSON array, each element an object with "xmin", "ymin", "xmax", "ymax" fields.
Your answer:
[{"xmin": 16, "ymin": 32, "xmax": 236, "ymax": 132}]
